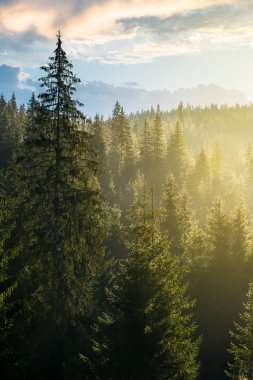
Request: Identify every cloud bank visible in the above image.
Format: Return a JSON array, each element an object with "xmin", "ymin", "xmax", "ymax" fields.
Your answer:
[{"xmin": 0, "ymin": 0, "xmax": 252, "ymax": 64}]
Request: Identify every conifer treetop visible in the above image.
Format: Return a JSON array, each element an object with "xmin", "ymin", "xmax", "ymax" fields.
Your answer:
[{"xmin": 38, "ymin": 32, "xmax": 83, "ymax": 122}]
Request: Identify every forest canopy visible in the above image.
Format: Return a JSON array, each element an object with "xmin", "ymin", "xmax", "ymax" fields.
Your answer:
[{"xmin": 1, "ymin": 34, "xmax": 253, "ymax": 380}]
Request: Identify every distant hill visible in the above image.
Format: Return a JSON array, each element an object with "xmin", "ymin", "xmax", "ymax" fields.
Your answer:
[{"xmin": 0, "ymin": 64, "xmax": 248, "ymax": 117}]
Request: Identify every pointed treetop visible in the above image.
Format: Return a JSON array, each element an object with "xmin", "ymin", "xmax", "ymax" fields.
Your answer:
[
  {"xmin": 177, "ymin": 102, "xmax": 184, "ymax": 124},
  {"xmin": 57, "ymin": 30, "xmax": 62, "ymax": 49}
]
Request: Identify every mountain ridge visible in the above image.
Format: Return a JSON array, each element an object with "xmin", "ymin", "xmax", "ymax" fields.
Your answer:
[{"xmin": 0, "ymin": 64, "xmax": 248, "ymax": 117}]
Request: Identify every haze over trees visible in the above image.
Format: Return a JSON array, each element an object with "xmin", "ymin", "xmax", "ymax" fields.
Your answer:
[{"xmin": 1, "ymin": 34, "xmax": 253, "ymax": 380}]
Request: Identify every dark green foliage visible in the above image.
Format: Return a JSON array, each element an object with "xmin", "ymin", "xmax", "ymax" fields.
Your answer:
[
  {"xmin": 110, "ymin": 101, "xmax": 134, "ymax": 174},
  {"xmin": 139, "ymin": 118, "xmax": 153, "ymax": 181},
  {"xmin": 152, "ymin": 104, "xmax": 164, "ymax": 162},
  {"xmin": 231, "ymin": 203, "xmax": 251, "ymax": 259},
  {"xmin": 90, "ymin": 195, "xmax": 200, "ymax": 380},
  {"xmin": 92, "ymin": 114, "xmax": 111, "ymax": 194},
  {"xmin": 92, "ymin": 114, "xmax": 107, "ymax": 164},
  {"xmin": 0, "ymin": 93, "xmax": 24, "ymax": 168},
  {"xmin": 167, "ymin": 120, "xmax": 189, "ymax": 182},
  {"xmin": 226, "ymin": 283, "xmax": 253, "ymax": 379},
  {"xmin": 2, "ymin": 48, "xmax": 253, "ymax": 380},
  {"xmin": 189, "ymin": 199, "xmax": 251, "ymax": 379},
  {"xmin": 108, "ymin": 101, "xmax": 136, "ymax": 208},
  {"xmin": 0, "ymin": 94, "xmax": 7, "ymax": 142},
  {"xmin": 0, "ymin": 33, "xmax": 105, "ymax": 379},
  {"xmin": 148, "ymin": 104, "xmax": 165, "ymax": 203},
  {"xmin": 207, "ymin": 198, "xmax": 231, "ymax": 261},
  {"xmin": 161, "ymin": 175, "xmax": 192, "ymax": 256}
]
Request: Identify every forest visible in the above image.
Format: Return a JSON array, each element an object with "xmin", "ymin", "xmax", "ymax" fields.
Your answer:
[{"xmin": 1, "ymin": 34, "xmax": 253, "ymax": 380}]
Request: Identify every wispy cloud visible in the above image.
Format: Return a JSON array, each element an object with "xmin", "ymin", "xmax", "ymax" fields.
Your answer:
[{"xmin": 0, "ymin": 0, "xmax": 252, "ymax": 64}]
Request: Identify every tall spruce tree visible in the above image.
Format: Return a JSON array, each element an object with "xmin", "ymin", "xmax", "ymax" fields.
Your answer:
[
  {"xmin": 192, "ymin": 199, "xmax": 239, "ymax": 378},
  {"xmin": 139, "ymin": 118, "xmax": 153, "ymax": 182},
  {"xmin": 89, "ymin": 192, "xmax": 199, "ymax": 380},
  {"xmin": 92, "ymin": 114, "xmax": 107, "ymax": 164},
  {"xmin": 92, "ymin": 114, "xmax": 110, "ymax": 193},
  {"xmin": 6, "ymin": 93, "xmax": 18, "ymax": 142},
  {"xmin": 0, "ymin": 94, "xmax": 7, "ymax": 142},
  {"xmin": 0, "ymin": 32, "xmax": 105, "ymax": 379},
  {"xmin": 193, "ymin": 148, "xmax": 210, "ymax": 183},
  {"xmin": 161, "ymin": 175, "xmax": 192, "ymax": 256},
  {"xmin": 150, "ymin": 105, "xmax": 164, "ymax": 202},
  {"xmin": 231, "ymin": 203, "xmax": 251, "ymax": 260},
  {"xmin": 109, "ymin": 101, "xmax": 135, "ymax": 207},
  {"xmin": 167, "ymin": 120, "xmax": 189, "ymax": 183},
  {"xmin": 110, "ymin": 101, "xmax": 134, "ymax": 171},
  {"xmin": 152, "ymin": 104, "xmax": 164, "ymax": 163},
  {"xmin": 0, "ymin": 95, "xmax": 11, "ymax": 168}
]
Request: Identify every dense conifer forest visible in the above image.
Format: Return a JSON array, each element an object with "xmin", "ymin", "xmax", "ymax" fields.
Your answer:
[{"xmin": 2, "ymin": 34, "xmax": 253, "ymax": 380}]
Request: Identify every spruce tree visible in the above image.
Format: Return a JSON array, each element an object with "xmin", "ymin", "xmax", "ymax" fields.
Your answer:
[
  {"xmin": 120, "ymin": 106, "xmax": 135, "ymax": 167},
  {"xmin": 150, "ymin": 105, "xmax": 164, "ymax": 202},
  {"xmin": 226, "ymin": 282, "xmax": 253, "ymax": 379},
  {"xmin": 0, "ymin": 32, "xmax": 105, "ymax": 379},
  {"xmin": 231, "ymin": 203, "xmax": 251, "ymax": 260},
  {"xmin": 0, "ymin": 94, "xmax": 7, "ymax": 142},
  {"xmin": 139, "ymin": 118, "xmax": 153, "ymax": 180},
  {"xmin": 92, "ymin": 114, "xmax": 110, "ymax": 194},
  {"xmin": 207, "ymin": 198, "xmax": 231, "ymax": 262},
  {"xmin": 0, "ymin": 93, "xmax": 20, "ymax": 168},
  {"xmin": 152, "ymin": 104, "xmax": 164, "ymax": 163},
  {"xmin": 161, "ymin": 175, "xmax": 192, "ymax": 256},
  {"xmin": 109, "ymin": 101, "xmax": 122, "ymax": 196},
  {"xmin": 92, "ymin": 114, "xmax": 107, "ymax": 164},
  {"xmin": 0, "ymin": 95, "xmax": 12, "ymax": 168},
  {"xmin": 6, "ymin": 93, "xmax": 19, "ymax": 142},
  {"xmin": 167, "ymin": 120, "xmax": 189, "ymax": 183},
  {"xmin": 110, "ymin": 101, "xmax": 134, "ymax": 170},
  {"xmin": 109, "ymin": 101, "xmax": 135, "ymax": 207},
  {"xmin": 192, "ymin": 199, "xmax": 240, "ymax": 377},
  {"xmin": 177, "ymin": 102, "xmax": 184, "ymax": 125},
  {"xmin": 193, "ymin": 148, "xmax": 209, "ymax": 182},
  {"xmin": 90, "ymin": 193, "xmax": 199, "ymax": 380}
]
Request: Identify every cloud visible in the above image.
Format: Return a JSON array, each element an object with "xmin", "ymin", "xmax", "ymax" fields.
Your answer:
[
  {"xmin": 0, "ymin": 0, "xmax": 15, "ymax": 3},
  {"xmin": 0, "ymin": 0, "xmax": 252, "ymax": 64},
  {"xmin": 0, "ymin": 28, "xmax": 48, "ymax": 51},
  {"xmin": 0, "ymin": 64, "xmax": 20, "ymax": 87},
  {"xmin": 0, "ymin": 64, "xmax": 37, "ymax": 104}
]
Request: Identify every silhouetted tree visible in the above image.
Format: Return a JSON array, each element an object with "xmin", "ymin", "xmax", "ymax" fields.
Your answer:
[{"xmin": 0, "ymin": 32, "xmax": 105, "ymax": 379}]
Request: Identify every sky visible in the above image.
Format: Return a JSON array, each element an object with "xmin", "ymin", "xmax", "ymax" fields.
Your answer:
[{"xmin": 1, "ymin": 0, "xmax": 253, "ymax": 101}]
